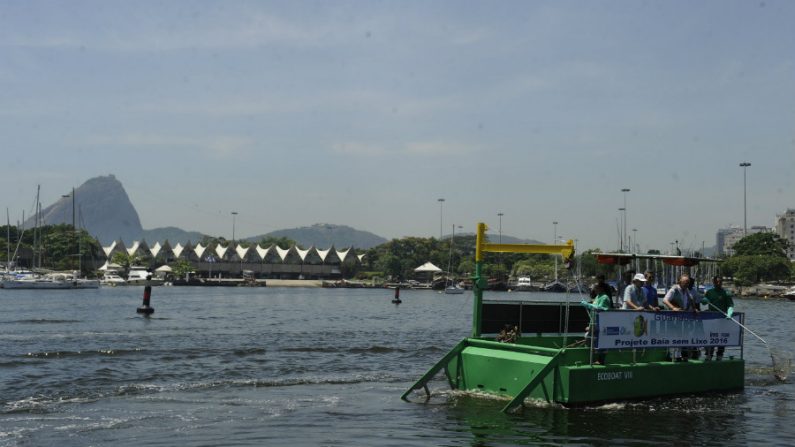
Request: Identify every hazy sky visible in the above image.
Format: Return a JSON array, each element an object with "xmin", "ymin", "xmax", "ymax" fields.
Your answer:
[{"xmin": 1, "ymin": 1, "xmax": 793, "ymax": 252}]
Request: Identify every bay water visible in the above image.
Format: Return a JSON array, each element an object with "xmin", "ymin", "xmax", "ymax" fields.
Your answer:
[{"xmin": 1, "ymin": 286, "xmax": 793, "ymax": 446}]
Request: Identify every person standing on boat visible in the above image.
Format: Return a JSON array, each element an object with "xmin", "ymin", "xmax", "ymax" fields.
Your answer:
[
  {"xmin": 615, "ymin": 269, "xmax": 636, "ymax": 309},
  {"xmin": 590, "ymin": 274, "xmax": 615, "ymax": 300},
  {"xmin": 663, "ymin": 273, "xmax": 697, "ymax": 361},
  {"xmin": 702, "ymin": 276, "xmax": 735, "ymax": 361},
  {"xmin": 581, "ymin": 282, "xmax": 612, "ymax": 364},
  {"xmin": 662, "ymin": 274, "xmax": 696, "ymax": 311},
  {"xmin": 622, "ymin": 273, "xmax": 648, "ymax": 310},
  {"xmin": 643, "ymin": 271, "xmax": 660, "ymax": 311}
]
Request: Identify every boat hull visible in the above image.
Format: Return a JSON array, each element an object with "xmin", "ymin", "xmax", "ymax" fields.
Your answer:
[
  {"xmin": 2, "ymin": 279, "xmax": 100, "ymax": 289},
  {"xmin": 425, "ymin": 337, "xmax": 744, "ymax": 407}
]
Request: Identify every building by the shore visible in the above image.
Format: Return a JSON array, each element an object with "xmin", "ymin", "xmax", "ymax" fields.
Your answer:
[
  {"xmin": 100, "ymin": 240, "xmax": 365, "ymax": 280},
  {"xmin": 775, "ymin": 208, "xmax": 795, "ymax": 261}
]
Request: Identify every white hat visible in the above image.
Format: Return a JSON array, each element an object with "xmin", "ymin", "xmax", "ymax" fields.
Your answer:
[{"xmin": 633, "ymin": 273, "xmax": 647, "ymax": 282}]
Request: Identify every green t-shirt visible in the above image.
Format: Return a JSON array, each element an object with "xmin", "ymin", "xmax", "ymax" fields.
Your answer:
[
  {"xmin": 592, "ymin": 294, "xmax": 612, "ymax": 311},
  {"xmin": 704, "ymin": 287, "xmax": 734, "ymax": 313}
]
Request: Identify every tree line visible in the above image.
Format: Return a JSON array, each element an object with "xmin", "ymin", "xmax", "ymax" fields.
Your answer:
[{"xmin": 2, "ymin": 225, "xmax": 792, "ymax": 285}]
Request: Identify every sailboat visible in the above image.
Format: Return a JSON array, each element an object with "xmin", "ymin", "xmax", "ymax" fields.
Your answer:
[
  {"xmin": 2, "ymin": 187, "xmax": 99, "ymax": 289},
  {"xmin": 444, "ymin": 224, "xmax": 465, "ymax": 294}
]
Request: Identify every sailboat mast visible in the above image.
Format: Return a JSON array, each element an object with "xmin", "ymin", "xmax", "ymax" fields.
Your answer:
[
  {"xmin": 5, "ymin": 208, "xmax": 9, "ymax": 270},
  {"xmin": 33, "ymin": 185, "xmax": 40, "ymax": 269}
]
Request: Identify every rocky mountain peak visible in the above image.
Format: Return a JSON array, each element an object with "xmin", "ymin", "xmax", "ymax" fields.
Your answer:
[{"xmin": 34, "ymin": 175, "xmax": 143, "ymax": 245}]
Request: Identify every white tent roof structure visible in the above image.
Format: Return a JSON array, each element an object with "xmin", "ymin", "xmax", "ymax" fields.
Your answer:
[
  {"xmin": 235, "ymin": 244, "xmax": 249, "ymax": 259},
  {"xmin": 255, "ymin": 244, "xmax": 271, "ymax": 260},
  {"xmin": 172, "ymin": 243, "xmax": 185, "ymax": 258},
  {"xmin": 414, "ymin": 262, "xmax": 442, "ymax": 272}
]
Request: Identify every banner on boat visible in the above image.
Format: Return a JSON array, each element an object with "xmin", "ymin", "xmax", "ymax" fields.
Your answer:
[{"xmin": 594, "ymin": 311, "xmax": 743, "ymax": 350}]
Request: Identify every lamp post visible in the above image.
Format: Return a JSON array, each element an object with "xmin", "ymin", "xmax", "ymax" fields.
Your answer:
[
  {"xmin": 618, "ymin": 208, "xmax": 626, "ymax": 251},
  {"xmin": 497, "ymin": 212, "xmax": 503, "ymax": 244},
  {"xmin": 553, "ymin": 221, "xmax": 558, "ymax": 244},
  {"xmin": 739, "ymin": 162, "xmax": 751, "ymax": 235},
  {"xmin": 621, "ymin": 188, "xmax": 630, "ymax": 251},
  {"xmin": 553, "ymin": 221, "xmax": 559, "ymax": 282},
  {"xmin": 632, "ymin": 228, "xmax": 638, "ymax": 253},
  {"xmin": 231, "ymin": 211, "xmax": 238, "ymax": 244},
  {"xmin": 62, "ymin": 188, "xmax": 76, "ymax": 270},
  {"xmin": 437, "ymin": 198, "xmax": 445, "ymax": 240},
  {"xmin": 497, "ymin": 212, "xmax": 504, "ymax": 277}
]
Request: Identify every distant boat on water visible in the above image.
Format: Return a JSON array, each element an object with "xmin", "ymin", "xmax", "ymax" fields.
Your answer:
[
  {"xmin": 127, "ymin": 266, "xmax": 165, "ymax": 286},
  {"xmin": 513, "ymin": 277, "xmax": 536, "ymax": 291},
  {"xmin": 2, "ymin": 271, "xmax": 99, "ymax": 289}
]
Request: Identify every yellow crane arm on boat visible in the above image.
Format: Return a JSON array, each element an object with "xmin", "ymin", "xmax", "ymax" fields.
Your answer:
[{"xmin": 475, "ymin": 222, "xmax": 575, "ymax": 262}]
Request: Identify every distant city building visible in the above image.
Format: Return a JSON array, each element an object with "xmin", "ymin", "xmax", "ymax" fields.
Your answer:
[
  {"xmin": 774, "ymin": 209, "xmax": 795, "ymax": 261},
  {"xmin": 716, "ymin": 225, "xmax": 771, "ymax": 256}
]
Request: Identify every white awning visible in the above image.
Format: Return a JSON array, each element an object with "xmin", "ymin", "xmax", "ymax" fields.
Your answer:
[{"xmin": 414, "ymin": 262, "xmax": 442, "ymax": 272}]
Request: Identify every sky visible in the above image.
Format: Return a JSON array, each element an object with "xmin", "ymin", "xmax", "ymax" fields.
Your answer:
[{"xmin": 1, "ymin": 0, "xmax": 793, "ymax": 253}]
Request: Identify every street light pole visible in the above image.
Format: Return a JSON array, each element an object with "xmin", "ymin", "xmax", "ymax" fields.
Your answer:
[
  {"xmin": 740, "ymin": 162, "xmax": 751, "ymax": 235},
  {"xmin": 621, "ymin": 188, "xmax": 630, "ymax": 252},
  {"xmin": 497, "ymin": 212, "xmax": 504, "ymax": 277},
  {"xmin": 553, "ymin": 221, "xmax": 559, "ymax": 282},
  {"xmin": 632, "ymin": 228, "xmax": 638, "ymax": 253},
  {"xmin": 231, "ymin": 211, "xmax": 238, "ymax": 244},
  {"xmin": 618, "ymin": 208, "xmax": 626, "ymax": 251},
  {"xmin": 437, "ymin": 198, "xmax": 445, "ymax": 240},
  {"xmin": 497, "ymin": 212, "xmax": 503, "ymax": 244}
]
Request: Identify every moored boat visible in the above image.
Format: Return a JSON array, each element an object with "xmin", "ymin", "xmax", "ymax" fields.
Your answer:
[
  {"xmin": 2, "ymin": 271, "xmax": 100, "ymax": 289},
  {"xmin": 100, "ymin": 271, "xmax": 127, "ymax": 287},
  {"xmin": 444, "ymin": 284, "xmax": 465, "ymax": 294},
  {"xmin": 127, "ymin": 266, "xmax": 165, "ymax": 286},
  {"xmin": 513, "ymin": 277, "xmax": 536, "ymax": 291},
  {"xmin": 403, "ymin": 222, "xmax": 745, "ymax": 410}
]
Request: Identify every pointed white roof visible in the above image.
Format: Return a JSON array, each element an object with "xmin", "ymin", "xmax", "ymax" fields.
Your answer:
[
  {"xmin": 295, "ymin": 246, "xmax": 310, "ymax": 262},
  {"xmin": 215, "ymin": 244, "xmax": 228, "ymax": 259},
  {"xmin": 194, "ymin": 243, "xmax": 207, "ymax": 259},
  {"xmin": 275, "ymin": 245, "xmax": 290, "ymax": 261},
  {"xmin": 127, "ymin": 241, "xmax": 140, "ymax": 256},
  {"xmin": 255, "ymin": 244, "xmax": 271, "ymax": 260},
  {"xmin": 336, "ymin": 248, "xmax": 351, "ymax": 263},
  {"xmin": 150, "ymin": 242, "xmax": 162, "ymax": 258},
  {"xmin": 102, "ymin": 241, "xmax": 117, "ymax": 257},
  {"xmin": 172, "ymin": 243, "xmax": 184, "ymax": 258},
  {"xmin": 316, "ymin": 248, "xmax": 330, "ymax": 262},
  {"xmin": 236, "ymin": 244, "xmax": 249, "ymax": 259}
]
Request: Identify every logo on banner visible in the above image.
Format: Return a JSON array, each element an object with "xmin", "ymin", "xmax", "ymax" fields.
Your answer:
[{"xmin": 633, "ymin": 315, "xmax": 648, "ymax": 337}]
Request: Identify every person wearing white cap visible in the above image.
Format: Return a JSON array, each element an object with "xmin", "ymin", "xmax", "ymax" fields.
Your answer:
[{"xmin": 622, "ymin": 272, "xmax": 649, "ymax": 310}]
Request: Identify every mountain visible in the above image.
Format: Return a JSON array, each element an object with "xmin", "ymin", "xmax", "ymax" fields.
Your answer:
[
  {"xmin": 247, "ymin": 223, "xmax": 388, "ymax": 249},
  {"xmin": 142, "ymin": 227, "xmax": 208, "ymax": 245},
  {"xmin": 31, "ymin": 175, "xmax": 144, "ymax": 245}
]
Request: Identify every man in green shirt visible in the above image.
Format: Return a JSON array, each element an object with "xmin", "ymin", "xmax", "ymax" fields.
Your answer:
[
  {"xmin": 703, "ymin": 276, "xmax": 735, "ymax": 361},
  {"xmin": 581, "ymin": 283, "xmax": 612, "ymax": 364}
]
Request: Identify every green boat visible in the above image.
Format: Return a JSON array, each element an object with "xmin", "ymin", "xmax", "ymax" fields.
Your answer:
[{"xmin": 402, "ymin": 222, "xmax": 745, "ymax": 411}]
